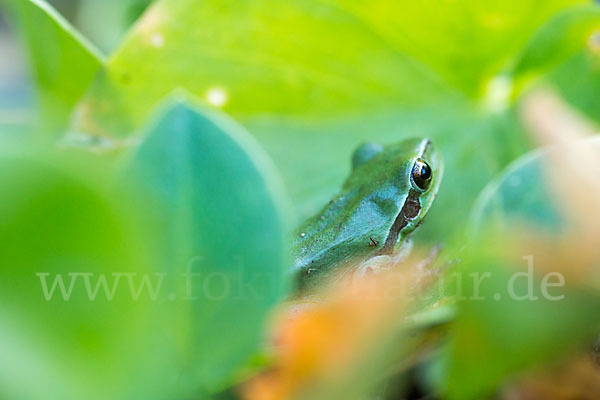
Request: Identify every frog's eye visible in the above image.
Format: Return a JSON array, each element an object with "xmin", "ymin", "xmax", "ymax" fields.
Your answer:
[{"xmin": 411, "ymin": 159, "xmax": 432, "ymax": 192}]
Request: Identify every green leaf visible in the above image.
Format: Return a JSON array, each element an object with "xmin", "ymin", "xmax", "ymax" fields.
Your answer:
[
  {"xmin": 126, "ymin": 96, "xmax": 290, "ymax": 393},
  {"xmin": 511, "ymin": 3, "xmax": 600, "ymax": 97},
  {"xmin": 0, "ymin": 155, "xmax": 171, "ymax": 400},
  {"xmin": 5, "ymin": 0, "xmax": 104, "ymax": 134}
]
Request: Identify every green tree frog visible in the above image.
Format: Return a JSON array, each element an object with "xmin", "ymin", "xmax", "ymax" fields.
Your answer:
[{"xmin": 291, "ymin": 138, "xmax": 443, "ymax": 291}]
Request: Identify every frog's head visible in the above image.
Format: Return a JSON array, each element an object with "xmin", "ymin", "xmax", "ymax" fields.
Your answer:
[{"xmin": 348, "ymin": 137, "xmax": 443, "ymax": 254}]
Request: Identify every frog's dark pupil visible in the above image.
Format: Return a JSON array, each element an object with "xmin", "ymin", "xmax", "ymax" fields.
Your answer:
[{"xmin": 412, "ymin": 159, "xmax": 432, "ymax": 191}]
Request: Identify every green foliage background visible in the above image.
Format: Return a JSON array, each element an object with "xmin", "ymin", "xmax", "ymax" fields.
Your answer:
[{"xmin": 1, "ymin": 0, "xmax": 600, "ymax": 399}]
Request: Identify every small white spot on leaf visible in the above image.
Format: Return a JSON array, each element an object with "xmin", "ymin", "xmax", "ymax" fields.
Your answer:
[
  {"xmin": 151, "ymin": 33, "xmax": 164, "ymax": 48},
  {"xmin": 588, "ymin": 30, "xmax": 600, "ymax": 53},
  {"xmin": 206, "ymin": 87, "xmax": 228, "ymax": 107},
  {"xmin": 483, "ymin": 75, "xmax": 512, "ymax": 112}
]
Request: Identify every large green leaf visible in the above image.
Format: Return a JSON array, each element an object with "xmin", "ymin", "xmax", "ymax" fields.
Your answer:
[
  {"xmin": 0, "ymin": 155, "xmax": 170, "ymax": 400},
  {"xmin": 5, "ymin": 0, "xmax": 104, "ymax": 134},
  {"xmin": 125, "ymin": 96, "xmax": 290, "ymax": 394},
  {"xmin": 78, "ymin": 0, "xmax": 456, "ymax": 136},
  {"xmin": 322, "ymin": 0, "xmax": 586, "ymax": 97},
  {"xmin": 76, "ymin": 0, "xmax": 584, "ymax": 136}
]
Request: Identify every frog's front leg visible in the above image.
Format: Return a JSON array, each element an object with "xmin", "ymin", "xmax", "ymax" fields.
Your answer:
[
  {"xmin": 353, "ymin": 240, "xmax": 446, "ymax": 281},
  {"xmin": 353, "ymin": 254, "xmax": 393, "ymax": 279},
  {"xmin": 353, "ymin": 239, "xmax": 414, "ymax": 279},
  {"xmin": 415, "ymin": 244, "xmax": 444, "ymax": 276}
]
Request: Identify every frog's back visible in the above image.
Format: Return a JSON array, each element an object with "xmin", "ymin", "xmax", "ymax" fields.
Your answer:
[{"xmin": 292, "ymin": 191, "xmax": 365, "ymax": 274}]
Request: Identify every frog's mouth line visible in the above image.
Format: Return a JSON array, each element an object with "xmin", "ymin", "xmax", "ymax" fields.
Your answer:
[{"xmin": 376, "ymin": 189, "xmax": 421, "ymax": 255}]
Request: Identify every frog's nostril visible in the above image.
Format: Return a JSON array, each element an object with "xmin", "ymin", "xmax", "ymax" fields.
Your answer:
[{"xmin": 419, "ymin": 138, "xmax": 433, "ymax": 155}]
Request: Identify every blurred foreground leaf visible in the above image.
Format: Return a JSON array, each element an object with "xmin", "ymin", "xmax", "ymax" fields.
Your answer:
[
  {"xmin": 0, "ymin": 156, "xmax": 169, "ymax": 400},
  {"xmin": 447, "ymin": 90, "xmax": 600, "ymax": 400},
  {"xmin": 444, "ymin": 240, "xmax": 600, "ymax": 400},
  {"xmin": 243, "ymin": 258, "xmax": 440, "ymax": 400},
  {"xmin": 502, "ymin": 355, "xmax": 600, "ymax": 400},
  {"xmin": 126, "ymin": 96, "xmax": 291, "ymax": 394}
]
